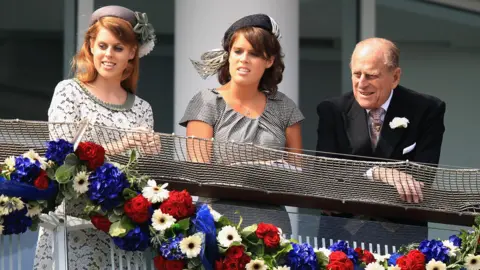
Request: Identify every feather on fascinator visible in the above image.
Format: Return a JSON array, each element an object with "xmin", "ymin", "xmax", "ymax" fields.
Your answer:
[
  {"xmin": 190, "ymin": 14, "xmax": 281, "ymax": 79},
  {"xmin": 90, "ymin": 5, "xmax": 156, "ymax": 58}
]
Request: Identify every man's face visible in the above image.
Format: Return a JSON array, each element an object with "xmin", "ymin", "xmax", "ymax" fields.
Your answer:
[{"xmin": 351, "ymin": 46, "xmax": 401, "ymax": 109}]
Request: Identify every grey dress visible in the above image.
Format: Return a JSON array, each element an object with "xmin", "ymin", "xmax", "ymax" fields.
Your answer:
[{"xmin": 180, "ymin": 88, "xmax": 304, "ymax": 234}]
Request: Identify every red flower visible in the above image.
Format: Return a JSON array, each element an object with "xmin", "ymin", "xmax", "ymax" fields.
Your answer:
[
  {"xmin": 396, "ymin": 251, "xmax": 425, "ymax": 270},
  {"xmin": 355, "ymin": 247, "xmax": 376, "ymax": 264},
  {"xmin": 76, "ymin": 142, "xmax": 105, "ymax": 170},
  {"xmin": 238, "ymin": 254, "xmax": 251, "ymax": 269},
  {"xmin": 154, "ymin": 256, "xmax": 185, "ymax": 270},
  {"xmin": 159, "ymin": 190, "xmax": 195, "ymax": 220},
  {"xmin": 226, "ymin": 245, "xmax": 245, "ymax": 259},
  {"xmin": 329, "ymin": 251, "xmax": 349, "ymax": 262},
  {"xmin": 327, "ymin": 260, "xmax": 354, "ymax": 270},
  {"xmin": 255, "ymin": 222, "xmax": 280, "ymax": 248},
  {"xmin": 34, "ymin": 170, "xmax": 49, "ymax": 190},
  {"xmin": 124, "ymin": 194, "xmax": 151, "ymax": 223},
  {"xmin": 90, "ymin": 214, "xmax": 111, "ymax": 233}
]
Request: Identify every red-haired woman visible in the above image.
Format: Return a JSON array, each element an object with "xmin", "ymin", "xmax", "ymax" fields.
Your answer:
[{"xmin": 35, "ymin": 6, "xmax": 156, "ymax": 269}]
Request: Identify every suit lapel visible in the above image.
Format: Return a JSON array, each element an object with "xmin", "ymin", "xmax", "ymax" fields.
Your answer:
[
  {"xmin": 375, "ymin": 90, "xmax": 407, "ymax": 158},
  {"xmin": 345, "ymin": 100, "xmax": 373, "ymax": 157}
]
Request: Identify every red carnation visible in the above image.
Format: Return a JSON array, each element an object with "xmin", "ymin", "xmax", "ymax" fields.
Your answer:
[
  {"xmin": 226, "ymin": 245, "xmax": 245, "ymax": 259},
  {"xmin": 396, "ymin": 250, "xmax": 425, "ymax": 270},
  {"xmin": 124, "ymin": 194, "xmax": 151, "ymax": 223},
  {"xmin": 355, "ymin": 247, "xmax": 376, "ymax": 264},
  {"xmin": 154, "ymin": 255, "xmax": 185, "ymax": 270},
  {"xmin": 90, "ymin": 214, "xmax": 111, "ymax": 233},
  {"xmin": 255, "ymin": 222, "xmax": 280, "ymax": 248},
  {"xmin": 34, "ymin": 170, "xmax": 49, "ymax": 190},
  {"xmin": 76, "ymin": 142, "xmax": 105, "ymax": 170},
  {"xmin": 159, "ymin": 190, "xmax": 195, "ymax": 220}
]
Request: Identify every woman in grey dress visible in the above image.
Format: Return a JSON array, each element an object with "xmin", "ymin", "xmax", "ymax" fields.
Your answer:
[{"xmin": 180, "ymin": 14, "xmax": 304, "ymax": 234}]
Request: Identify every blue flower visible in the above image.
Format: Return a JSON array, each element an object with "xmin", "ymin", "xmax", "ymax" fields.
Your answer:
[
  {"xmin": 286, "ymin": 243, "xmax": 318, "ymax": 270},
  {"xmin": 45, "ymin": 139, "xmax": 73, "ymax": 165},
  {"xmin": 419, "ymin": 239, "xmax": 450, "ymax": 263},
  {"xmin": 191, "ymin": 204, "xmax": 218, "ymax": 268},
  {"xmin": 2, "ymin": 207, "xmax": 32, "ymax": 235},
  {"xmin": 10, "ymin": 157, "xmax": 41, "ymax": 184},
  {"xmin": 388, "ymin": 253, "xmax": 402, "ymax": 266},
  {"xmin": 159, "ymin": 234, "xmax": 185, "ymax": 260},
  {"xmin": 112, "ymin": 226, "xmax": 149, "ymax": 251},
  {"xmin": 449, "ymin": 235, "xmax": 462, "ymax": 247},
  {"xmin": 87, "ymin": 163, "xmax": 130, "ymax": 211},
  {"xmin": 329, "ymin": 240, "xmax": 359, "ymax": 263}
]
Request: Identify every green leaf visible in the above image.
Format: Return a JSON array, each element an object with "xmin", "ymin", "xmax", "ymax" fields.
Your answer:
[
  {"xmin": 240, "ymin": 224, "xmax": 257, "ymax": 239},
  {"xmin": 176, "ymin": 218, "xmax": 190, "ymax": 231},
  {"xmin": 55, "ymin": 164, "xmax": 76, "ymax": 183},
  {"xmin": 216, "ymin": 216, "xmax": 233, "ymax": 229},
  {"xmin": 475, "ymin": 216, "xmax": 480, "ymax": 226},
  {"xmin": 108, "ymin": 213, "xmax": 122, "ymax": 223},
  {"xmin": 64, "ymin": 153, "xmax": 80, "ymax": 166},
  {"xmin": 122, "ymin": 188, "xmax": 138, "ymax": 201},
  {"xmin": 109, "ymin": 216, "xmax": 135, "ymax": 237},
  {"xmin": 315, "ymin": 250, "xmax": 329, "ymax": 268}
]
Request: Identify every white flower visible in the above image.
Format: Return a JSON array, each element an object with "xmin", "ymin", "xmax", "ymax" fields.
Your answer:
[
  {"xmin": 426, "ymin": 259, "xmax": 446, "ymax": 270},
  {"xmin": 373, "ymin": 253, "xmax": 390, "ymax": 262},
  {"xmin": 442, "ymin": 240, "xmax": 459, "ymax": 257},
  {"xmin": 387, "ymin": 266, "xmax": 401, "ymax": 270},
  {"xmin": 23, "ymin": 150, "xmax": 48, "ymax": 169},
  {"xmin": 464, "ymin": 254, "xmax": 480, "ymax": 270},
  {"xmin": 246, "ymin": 259, "xmax": 267, "ymax": 270},
  {"xmin": 217, "ymin": 225, "xmax": 242, "ymax": 247},
  {"xmin": 4, "ymin": 156, "xmax": 15, "ymax": 172},
  {"xmin": 142, "ymin": 180, "xmax": 169, "ymax": 203},
  {"xmin": 0, "ymin": 195, "xmax": 24, "ymax": 216},
  {"xmin": 389, "ymin": 117, "xmax": 409, "ymax": 129},
  {"xmin": 274, "ymin": 266, "xmax": 290, "ymax": 270},
  {"xmin": 180, "ymin": 234, "xmax": 202, "ymax": 258},
  {"xmin": 151, "ymin": 209, "xmax": 176, "ymax": 231},
  {"xmin": 314, "ymin": 247, "xmax": 331, "ymax": 257},
  {"xmin": 208, "ymin": 205, "xmax": 222, "ymax": 222},
  {"xmin": 73, "ymin": 171, "xmax": 90, "ymax": 194},
  {"xmin": 365, "ymin": 262, "xmax": 385, "ymax": 270},
  {"xmin": 26, "ymin": 202, "xmax": 42, "ymax": 217}
]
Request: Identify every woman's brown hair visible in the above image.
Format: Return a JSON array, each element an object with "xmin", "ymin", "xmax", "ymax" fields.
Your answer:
[
  {"xmin": 72, "ymin": 16, "xmax": 140, "ymax": 93},
  {"xmin": 217, "ymin": 27, "xmax": 284, "ymax": 94}
]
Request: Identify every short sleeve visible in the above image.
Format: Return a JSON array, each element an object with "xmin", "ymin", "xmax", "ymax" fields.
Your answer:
[
  {"xmin": 284, "ymin": 96, "xmax": 305, "ymax": 127},
  {"xmin": 48, "ymin": 80, "xmax": 81, "ymax": 123},
  {"xmin": 179, "ymin": 89, "xmax": 220, "ymax": 127},
  {"xmin": 137, "ymin": 100, "xmax": 154, "ymax": 130},
  {"xmin": 145, "ymin": 104, "xmax": 154, "ymax": 129},
  {"xmin": 48, "ymin": 80, "xmax": 82, "ymax": 141}
]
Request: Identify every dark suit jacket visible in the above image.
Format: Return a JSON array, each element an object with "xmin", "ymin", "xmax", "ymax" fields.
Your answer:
[{"xmin": 315, "ymin": 85, "xmax": 446, "ymax": 225}]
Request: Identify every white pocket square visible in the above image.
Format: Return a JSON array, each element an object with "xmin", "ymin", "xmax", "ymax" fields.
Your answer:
[{"xmin": 403, "ymin": 142, "xmax": 416, "ymax": 155}]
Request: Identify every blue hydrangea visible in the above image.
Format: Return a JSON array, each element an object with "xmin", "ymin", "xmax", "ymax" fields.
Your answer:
[
  {"xmin": 2, "ymin": 207, "xmax": 32, "ymax": 235},
  {"xmin": 329, "ymin": 240, "xmax": 359, "ymax": 263},
  {"xmin": 10, "ymin": 157, "xmax": 41, "ymax": 184},
  {"xmin": 159, "ymin": 234, "xmax": 185, "ymax": 261},
  {"xmin": 45, "ymin": 139, "xmax": 74, "ymax": 165},
  {"xmin": 419, "ymin": 239, "xmax": 450, "ymax": 263},
  {"xmin": 286, "ymin": 243, "xmax": 318, "ymax": 270},
  {"xmin": 449, "ymin": 235, "xmax": 462, "ymax": 247},
  {"xmin": 388, "ymin": 253, "xmax": 402, "ymax": 266},
  {"xmin": 112, "ymin": 226, "xmax": 149, "ymax": 251},
  {"xmin": 87, "ymin": 163, "xmax": 130, "ymax": 211}
]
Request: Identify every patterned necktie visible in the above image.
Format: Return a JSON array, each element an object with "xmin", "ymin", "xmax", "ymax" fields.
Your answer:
[{"xmin": 369, "ymin": 108, "xmax": 385, "ymax": 148}]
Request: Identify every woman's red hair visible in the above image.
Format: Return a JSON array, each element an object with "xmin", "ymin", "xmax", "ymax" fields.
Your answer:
[{"xmin": 72, "ymin": 16, "xmax": 140, "ymax": 93}]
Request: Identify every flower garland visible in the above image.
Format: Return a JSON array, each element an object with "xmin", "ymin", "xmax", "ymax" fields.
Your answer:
[{"xmin": 1, "ymin": 139, "xmax": 480, "ymax": 270}]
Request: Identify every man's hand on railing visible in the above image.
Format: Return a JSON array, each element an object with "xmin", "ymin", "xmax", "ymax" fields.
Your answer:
[{"xmin": 372, "ymin": 167, "xmax": 424, "ymax": 203}]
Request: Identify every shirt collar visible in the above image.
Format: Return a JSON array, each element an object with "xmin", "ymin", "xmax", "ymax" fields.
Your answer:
[{"xmin": 366, "ymin": 89, "xmax": 394, "ymax": 113}]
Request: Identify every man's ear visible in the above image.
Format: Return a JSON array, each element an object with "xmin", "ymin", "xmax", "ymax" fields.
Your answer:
[{"xmin": 392, "ymin": 67, "xmax": 402, "ymax": 89}]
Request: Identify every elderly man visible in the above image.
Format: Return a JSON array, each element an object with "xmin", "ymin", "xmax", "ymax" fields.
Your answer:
[{"xmin": 315, "ymin": 37, "xmax": 446, "ymax": 246}]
